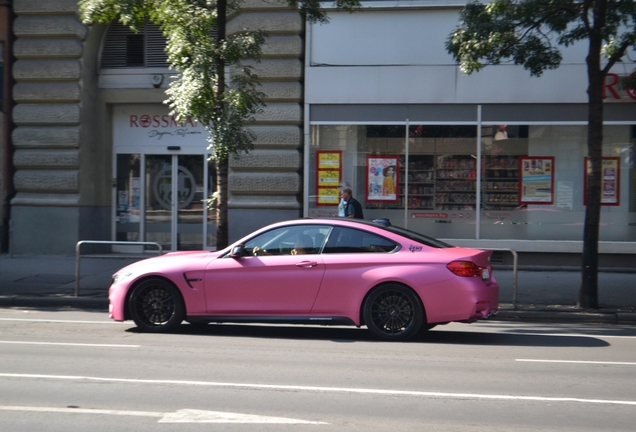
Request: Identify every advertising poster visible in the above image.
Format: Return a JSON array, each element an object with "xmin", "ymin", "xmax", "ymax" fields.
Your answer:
[
  {"xmin": 367, "ymin": 156, "xmax": 399, "ymax": 203},
  {"xmin": 519, "ymin": 157, "xmax": 555, "ymax": 204},
  {"xmin": 315, "ymin": 151, "xmax": 342, "ymax": 205},
  {"xmin": 584, "ymin": 157, "xmax": 620, "ymax": 206}
]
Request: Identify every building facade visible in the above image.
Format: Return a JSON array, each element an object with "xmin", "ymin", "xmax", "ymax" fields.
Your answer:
[
  {"xmin": 3, "ymin": 0, "xmax": 636, "ymax": 266},
  {"xmin": 304, "ymin": 3, "xmax": 636, "ymax": 266},
  {"xmin": 7, "ymin": 0, "xmax": 303, "ymax": 254},
  {"xmin": 0, "ymin": 0, "xmax": 13, "ymax": 252}
]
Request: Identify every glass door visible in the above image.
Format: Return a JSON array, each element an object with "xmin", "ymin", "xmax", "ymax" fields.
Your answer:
[
  {"xmin": 145, "ymin": 155, "xmax": 174, "ymax": 250},
  {"xmin": 176, "ymin": 155, "xmax": 210, "ymax": 250},
  {"xmin": 115, "ymin": 154, "xmax": 142, "ymax": 242},
  {"xmin": 115, "ymin": 153, "xmax": 216, "ymax": 252}
]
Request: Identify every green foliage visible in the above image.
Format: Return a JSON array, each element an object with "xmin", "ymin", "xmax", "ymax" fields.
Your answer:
[{"xmin": 446, "ymin": 0, "xmax": 636, "ymax": 78}]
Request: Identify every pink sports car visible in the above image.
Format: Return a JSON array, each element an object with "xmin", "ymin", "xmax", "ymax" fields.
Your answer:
[{"xmin": 109, "ymin": 218, "xmax": 499, "ymax": 341}]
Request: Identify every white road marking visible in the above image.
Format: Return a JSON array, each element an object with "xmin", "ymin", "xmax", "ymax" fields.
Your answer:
[
  {"xmin": 0, "ymin": 341, "xmax": 139, "ymax": 348},
  {"xmin": 1, "ymin": 373, "xmax": 635, "ymax": 407},
  {"xmin": 516, "ymin": 359, "xmax": 636, "ymax": 366},
  {"xmin": 0, "ymin": 318, "xmax": 121, "ymax": 324},
  {"xmin": 0, "ymin": 405, "xmax": 162, "ymax": 417},
  {"xmin": 159, "ymin": 409, "xmax": 327, "ymax": 424},
  {"xmin": 0, "ymin": 406, "xmax": 326, "ymax": 424}
]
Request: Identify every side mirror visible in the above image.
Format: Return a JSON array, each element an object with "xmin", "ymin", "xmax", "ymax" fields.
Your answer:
[{"xmin": 230, "ymin": 244, "xmax": 245, "ymax": 258}]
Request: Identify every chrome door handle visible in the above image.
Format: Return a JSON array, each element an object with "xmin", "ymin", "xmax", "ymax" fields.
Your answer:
[{"xmin": 296, "ymin": 261, "xmax": 318, "ymax": 268}]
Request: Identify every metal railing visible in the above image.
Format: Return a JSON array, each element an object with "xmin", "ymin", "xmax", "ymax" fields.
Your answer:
[
  {"xmin": 482, "ymin": 248, "xmax": 519, "ymax": 310},
  {"xmin": 75, "ymin": 240, "xmax": 163, "ymax": 297}
]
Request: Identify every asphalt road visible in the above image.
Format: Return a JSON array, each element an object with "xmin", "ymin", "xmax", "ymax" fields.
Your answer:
[{"xmin": 1, "ymin": 308, "xmax": 635, "ymax": 431}]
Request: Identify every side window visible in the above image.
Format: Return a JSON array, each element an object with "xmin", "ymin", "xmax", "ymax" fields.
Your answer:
[
  {"xmin": 323, "ymin": 227, "xmax": 398, "ymax": 254},
  {"xmin": 244, "ymin": 225, "xmax": 331, "ymax": 256}
]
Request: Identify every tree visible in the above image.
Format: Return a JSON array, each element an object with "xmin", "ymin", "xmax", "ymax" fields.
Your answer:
[
  {"xmin": 80, "ymin": 0, "xmax": 360, "ymax": 249},
  {"xmin": 446, "ymin": 0, "xmax": 636, "ymax": 309}
]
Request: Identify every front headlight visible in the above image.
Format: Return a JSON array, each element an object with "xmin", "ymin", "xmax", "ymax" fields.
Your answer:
[{"xmin": 112, "ymin": 271, "xmax": 134, "ymax": 285}]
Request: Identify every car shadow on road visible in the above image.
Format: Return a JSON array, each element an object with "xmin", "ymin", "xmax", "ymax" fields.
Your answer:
[
  {"xmin": 128, "ymin": 323, "xmax": 610, "ymax": 347},
  {"xmin": 414, "ymin": 329, "xmax": 610, "ymax": 347}
]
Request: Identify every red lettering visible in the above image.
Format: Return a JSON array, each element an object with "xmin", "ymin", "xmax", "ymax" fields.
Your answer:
[
  {"xmin": 129, "ymin": 113, "xmax": 204, "ymax": 128},
  {"xmin": 139, "ymin": 115, "xmax": 151, "ymax": 128},
  {"xmin": 627, "ymin": 73, "xmax": 636, "ymax": 100},
  {"xmin": 603, "ymin": 73, "xmax": 621, "ymax": 100}
]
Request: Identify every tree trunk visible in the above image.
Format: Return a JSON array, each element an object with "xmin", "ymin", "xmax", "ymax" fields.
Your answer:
[
  {"xmin": 216, "ymin": 157, "xmax": 229, "ymax": 248},
  {"xmin": 579, "ymin": 3, "xmax": 606, "ymax": 309},
  {"xmin": 215, "ymin": 0, "xmax": 229, "ymax": 249}
]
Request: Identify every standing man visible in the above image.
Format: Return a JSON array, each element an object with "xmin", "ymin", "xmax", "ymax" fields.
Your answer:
[{"xmin": 341, "ymin": 186, "xmax": 364, "ymax": 219}]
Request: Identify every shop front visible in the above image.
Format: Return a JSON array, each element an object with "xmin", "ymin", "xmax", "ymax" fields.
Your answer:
[
  {"xmin": 112, "ymin": 105, "xmax": 216, "ymax": 251},
  {"xmin": 304, "ymin": 7, "xmax": 636, "ymax": 260},
  {"xmin": 305, "ymin": 104, "xmax": 636, "ymax": 258}
]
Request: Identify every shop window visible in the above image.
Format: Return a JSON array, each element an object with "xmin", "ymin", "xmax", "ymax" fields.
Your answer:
[{"xmin": 309, "ymin": 123, "xmax": 636, "ymax": 242}]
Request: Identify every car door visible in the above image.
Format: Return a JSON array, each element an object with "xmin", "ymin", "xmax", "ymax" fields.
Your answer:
[
  {"xmin": 311, "ymin": 226, "xmax": 400, "ymax": 315},
  {"xmin": 203, "ymin": 225, "xmax": 329, "ymax": 315}
]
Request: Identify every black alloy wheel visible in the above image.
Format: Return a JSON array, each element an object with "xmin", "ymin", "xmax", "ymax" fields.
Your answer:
[
  {"xmin": 129, "ymin": 278, "xmax": 185, "ymax": 333},
  {"xmin": 363, "ymin": 284, "xmax": 424, "ymax": 341}
]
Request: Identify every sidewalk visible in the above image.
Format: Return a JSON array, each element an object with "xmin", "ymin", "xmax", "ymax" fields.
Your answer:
[{"xmin": 1, "ymin": 253, "xmax": 635, "ymax": 324}]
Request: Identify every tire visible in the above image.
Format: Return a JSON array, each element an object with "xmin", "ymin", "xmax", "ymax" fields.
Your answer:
[
  {"xmin": 128, "ymin": 278, "xmax": 185, "ymax": 333},
  {"xmin": 363, "ymin": 284, "xmax": 424, "ymax": 341}
]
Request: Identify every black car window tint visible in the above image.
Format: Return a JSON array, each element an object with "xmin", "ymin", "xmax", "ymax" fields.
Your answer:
[
  {"xmin": 323, "ymin": 227, "xmax": 397, "ymax": 254},
  {"xmin": 382, "ymin": 225, "xmax": 454, "ymax": 248}
]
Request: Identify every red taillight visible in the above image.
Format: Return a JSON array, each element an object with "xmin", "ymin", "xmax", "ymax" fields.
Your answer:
[{"xmin": 447, "ymin": 261, "xmax": 483, "ymax": 277}]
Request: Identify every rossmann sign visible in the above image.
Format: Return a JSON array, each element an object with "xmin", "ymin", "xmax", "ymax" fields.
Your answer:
[{"xmin": 113, "ymin": 105, "xmax": 206, "ymax": 150}]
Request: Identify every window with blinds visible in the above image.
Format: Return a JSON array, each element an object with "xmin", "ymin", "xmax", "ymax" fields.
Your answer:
[{"xmin": 102, "ymin": 22, "xmax": 169, "ymax": 68}]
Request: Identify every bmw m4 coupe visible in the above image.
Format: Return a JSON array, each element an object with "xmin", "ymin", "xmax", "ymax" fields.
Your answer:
[{"xmin": 109, "ymin": 218, "xmax": 499, "ymax": 341}]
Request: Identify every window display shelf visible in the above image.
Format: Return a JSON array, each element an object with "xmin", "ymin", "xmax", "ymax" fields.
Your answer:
[
  {"xmin": 435, "ymin": 156, "xmax": 476, "ymax": 209},
  {"xmin": 395, "ymin": 153, "xmax": 525, "ymax": 211},
  {"xmin": 482, "ymin": 156, "xmax": 520, "ymax": 210},
  {"xmin": 484, "ymin": 181, "xmax": 519, "ymax": 191}
]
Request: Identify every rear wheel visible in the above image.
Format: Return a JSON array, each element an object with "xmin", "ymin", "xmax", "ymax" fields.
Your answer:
[
  {"xmin": 363, "ymin": 284, "xmax": 423, "ymax": 341},
  {"xmin": 129, "ymin": 278, "xmax": 185, "ymax": 333}
]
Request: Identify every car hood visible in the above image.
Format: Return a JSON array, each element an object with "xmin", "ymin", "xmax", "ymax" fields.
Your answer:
[{"xmin": 113, "ymin": 250, "xmax": 224, "ymax": 276}]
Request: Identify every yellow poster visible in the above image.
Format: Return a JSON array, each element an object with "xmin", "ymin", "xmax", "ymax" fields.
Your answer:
[
  {"xmin": 318, "ymin": 152, "xmax": 341, "ymax": 169},
  {"xmin": 317, "ymin": 187, "xmax": 340, "ymax": 204},
  {"xmin": 316, "ymin": 151, "xmax": 342, "ymax": 206},
  {"xmin": 318, "ymin": 169, "xmax": 340, "ymax": 186}
]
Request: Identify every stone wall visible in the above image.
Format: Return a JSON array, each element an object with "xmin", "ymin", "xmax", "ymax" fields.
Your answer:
[
  {"xmin": 10, "ymin": 0, "xmax": 92, "ymax": 253},
  {"xmin": 227, "ymin": 1, "xmax": 304, "ymax": 239},
  {"xmin": 8, "ymin": 0, "xmax": 304, "ymax": 252}
]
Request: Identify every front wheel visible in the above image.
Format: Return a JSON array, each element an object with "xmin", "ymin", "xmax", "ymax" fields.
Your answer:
[
  {"xmin": 128, "ymin": 278, "xmax": 185, "ymax": 333},
  {"xmin": 363, "ymin": 284, "xmax": 423, "ymax": 341}
]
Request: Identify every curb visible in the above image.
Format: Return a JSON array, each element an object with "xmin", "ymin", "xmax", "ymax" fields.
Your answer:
[{"xmin": 0, "ymin": 295, "xmax": 108, "ymax": 311}]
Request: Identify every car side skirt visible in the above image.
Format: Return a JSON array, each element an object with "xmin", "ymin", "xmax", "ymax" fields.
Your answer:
[{"xmin": 186, "ymin": 316, "xmax": 357, "ymax": 326}]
